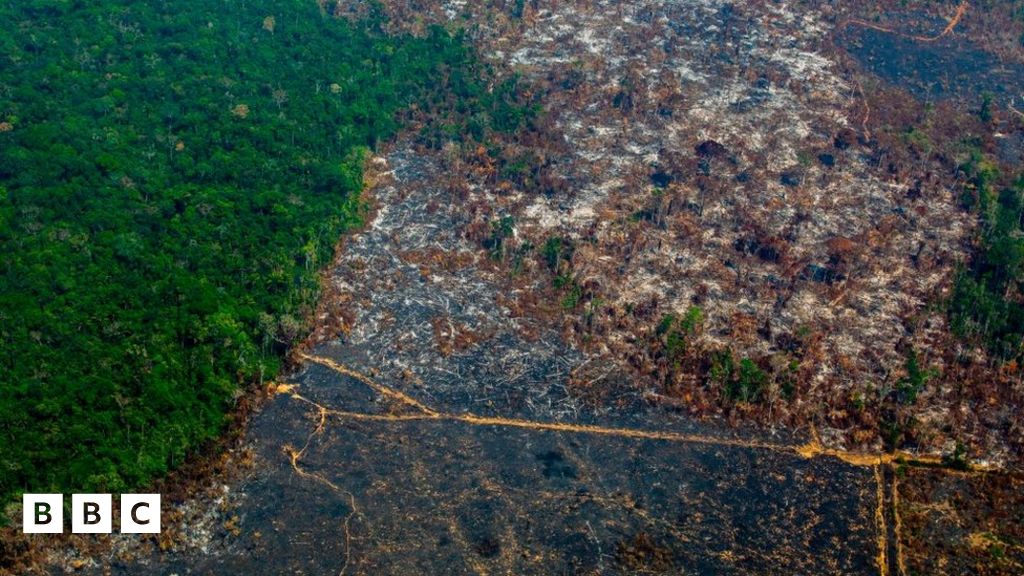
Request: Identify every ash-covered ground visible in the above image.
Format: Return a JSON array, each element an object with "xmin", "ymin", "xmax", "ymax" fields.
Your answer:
[{"xmin": 56, "ymin": 140, "xmax": 883, "ymax": 575}]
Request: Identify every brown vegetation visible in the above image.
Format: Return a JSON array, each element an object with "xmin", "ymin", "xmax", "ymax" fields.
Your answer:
[{"xmin": 344, "ymin": 0, "xmax": 1024, "ymax": 469}]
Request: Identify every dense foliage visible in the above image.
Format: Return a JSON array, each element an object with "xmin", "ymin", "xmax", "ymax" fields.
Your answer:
[
  {"xmin": 950, "ymin": 153, "xmax": 1024, "ymax": 361},
  {"xmin": 0, "ymin": 0, "xmax": 521, "ymax": 506}
]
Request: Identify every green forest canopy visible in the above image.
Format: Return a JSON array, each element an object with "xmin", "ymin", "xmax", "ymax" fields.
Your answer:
[{"xmin": 0, "ymin": 0, "xmax": 528, "ymax": 507}]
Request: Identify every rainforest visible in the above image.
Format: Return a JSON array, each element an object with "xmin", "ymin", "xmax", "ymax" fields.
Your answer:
[{"xmin": 0, "ymin": 0, "xmax": 527, "ymax": 508}]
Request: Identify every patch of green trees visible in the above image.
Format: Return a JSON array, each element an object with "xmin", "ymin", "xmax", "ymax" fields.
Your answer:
[{"xmin": 950, "ymin": 151, "xmax": 1024, "ymax": 361}]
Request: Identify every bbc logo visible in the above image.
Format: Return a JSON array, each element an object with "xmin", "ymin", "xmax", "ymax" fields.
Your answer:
[{"xmin": 22, "ymin": 494, "xmax": 160, "ymax": 534}]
